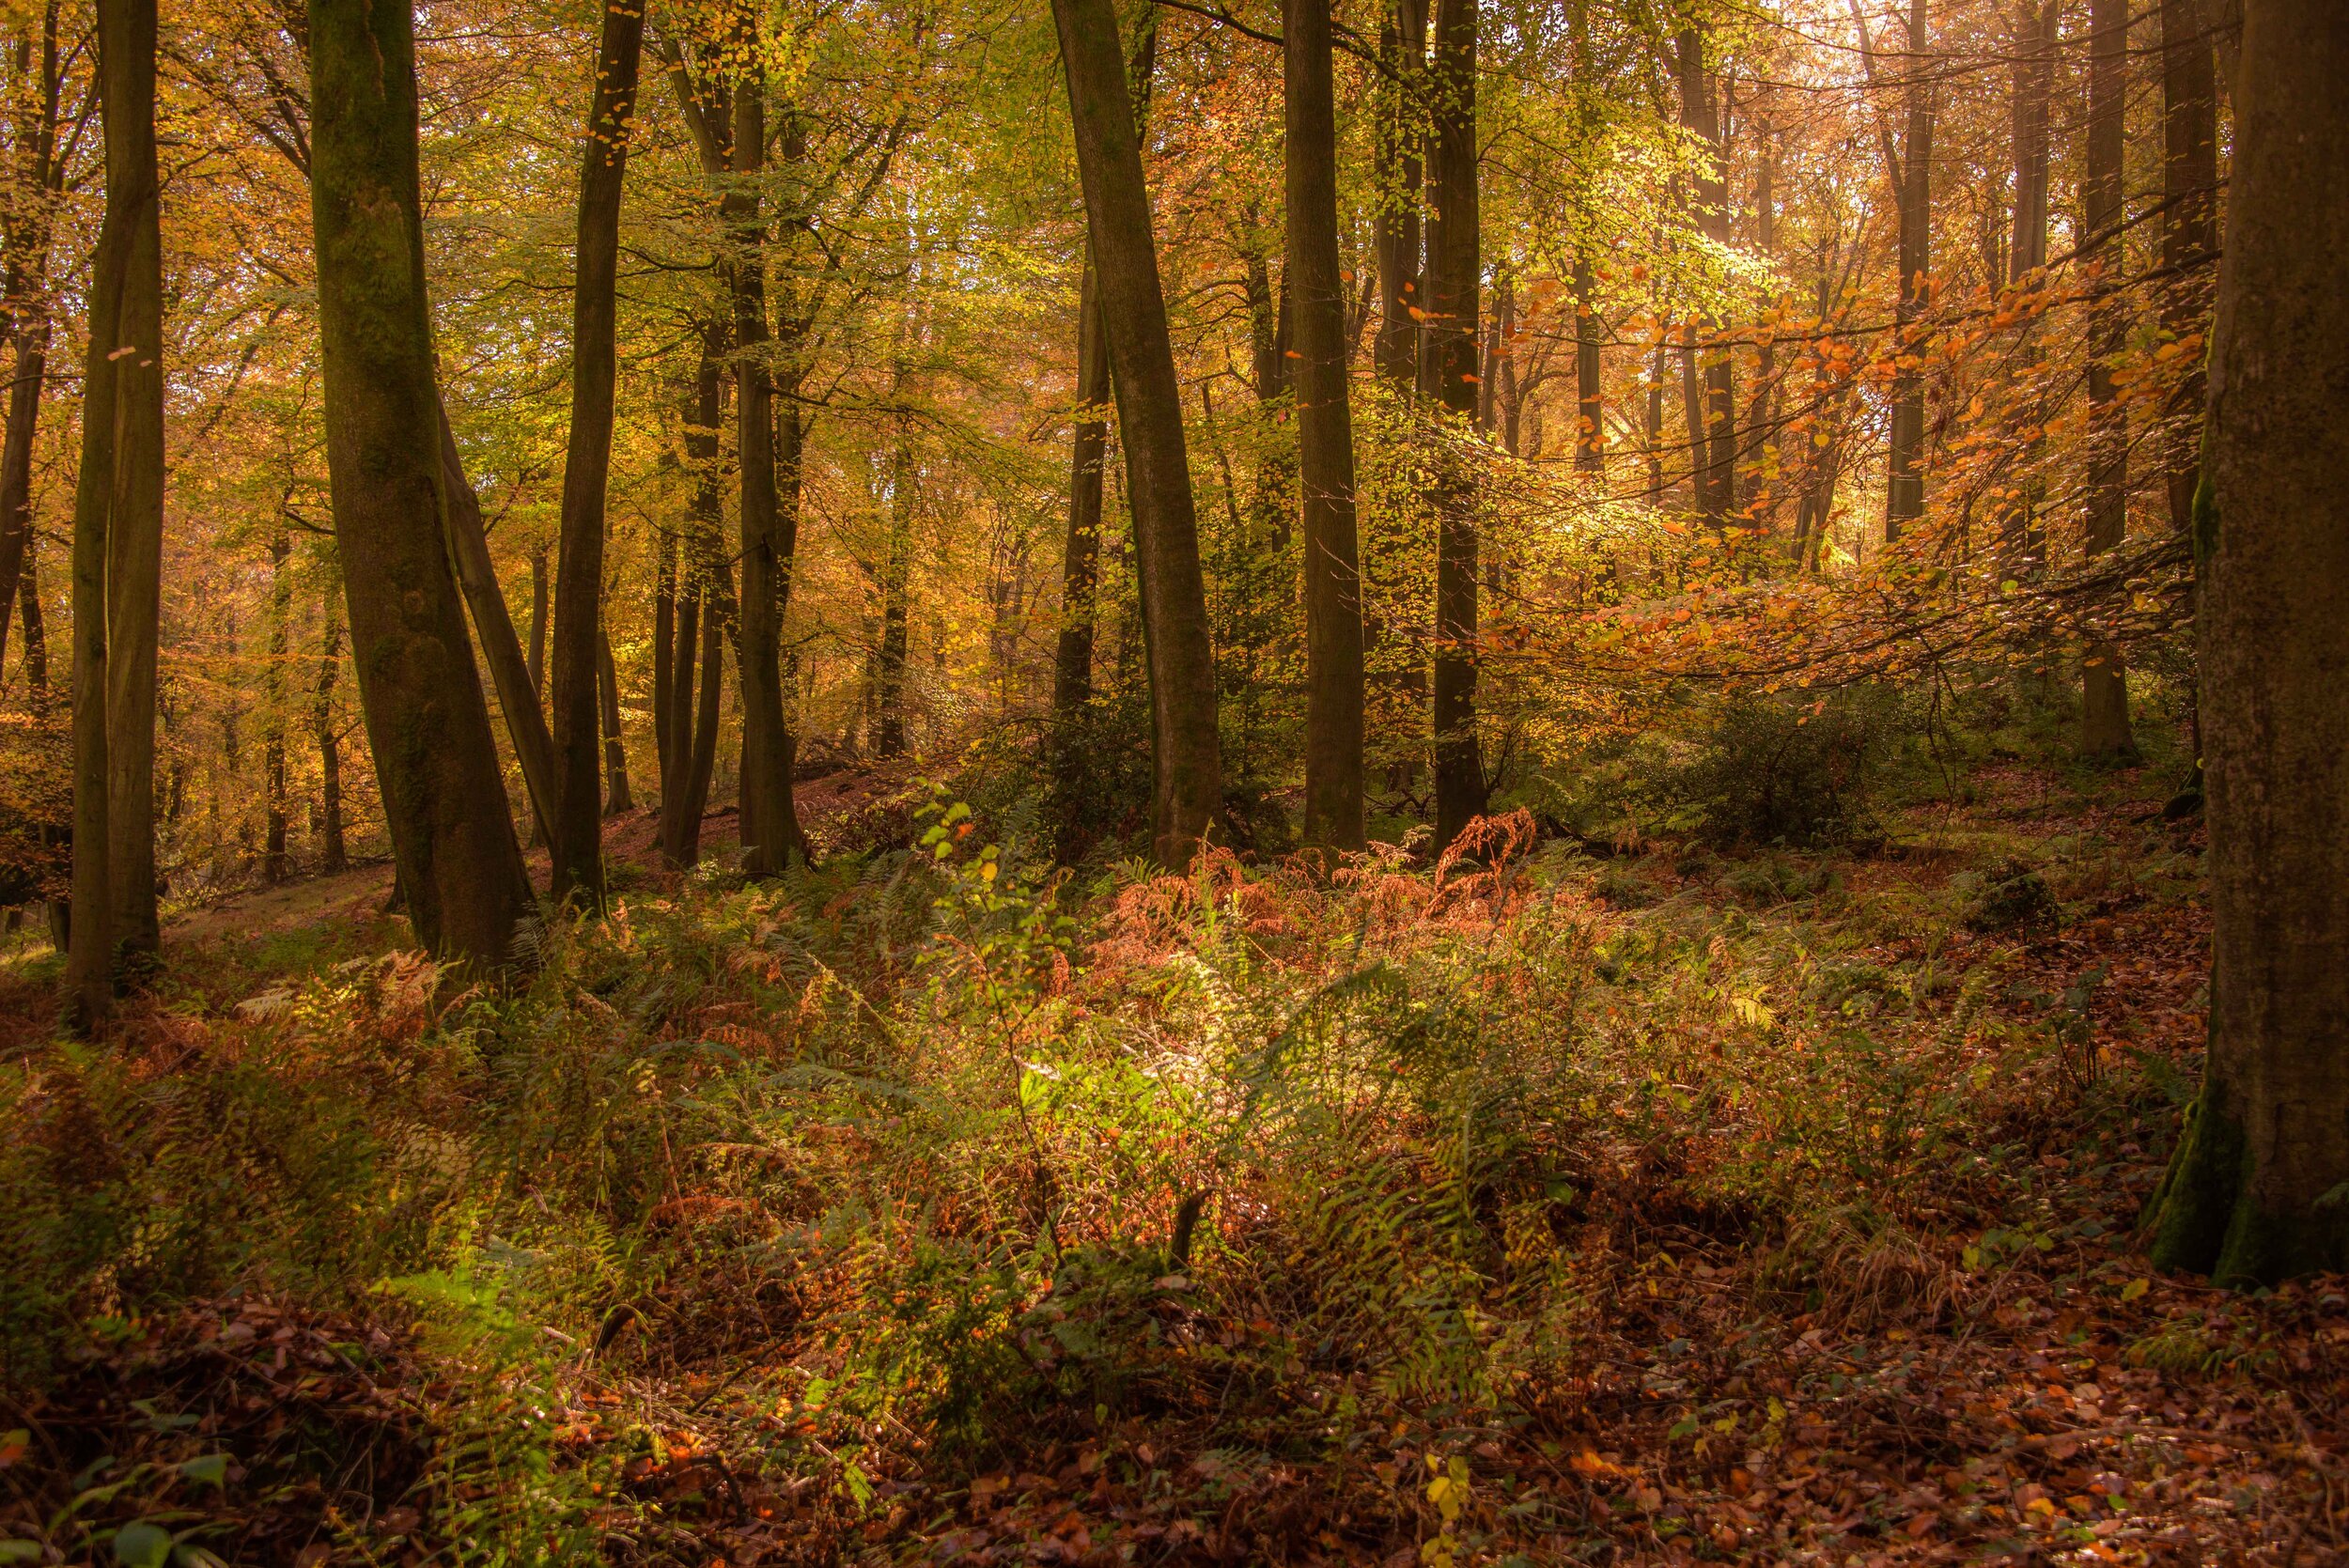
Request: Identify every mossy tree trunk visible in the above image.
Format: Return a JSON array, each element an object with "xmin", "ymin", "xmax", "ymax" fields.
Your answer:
[
  {"xmin": 305, "ymin": 0, "xmax": 532, "ymax": 970},
  {"xmin": 2146, "ymin": 0, "xmax": 2349, "ymax": 1286}
]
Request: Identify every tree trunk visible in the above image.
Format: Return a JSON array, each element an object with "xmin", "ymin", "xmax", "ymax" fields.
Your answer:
[
  {"xmin": 660, "ymin": 342, "xmax": 725, "ymax": 866},
  {"xmin": 0, "ymin": 0, "xmax": 60, "ymax": 675},
  {"xmin": 1051, "ymin": 0, "xmax": 1224, "ymax": 867},
  {"xmin": 728, "ymin": 60, "xmax": 810, "ymax": 874},
  {"xmin": 18, "ymin": 529, "xmax": 46, "ymax": 699},
  {"xmin": 1883, "ymin": 0, "xmax": 1932, "ymax": 543},
  {"xmin": 1572, "ymin": 255, "xmax": 1603, "ymax": 474},
  {"xmin": 2160, "ymin": 0, "xmax": 2218, "ymax": 542},
  {"xmin": 2080, "ymin": 0, "xmax": 2136, "ymax": 757},
  {"xmin": 547, "ymin": 0, "xmax": 645, "ymax": 905},
  {"xmin": 526, "ymin": 544, "xmax": 549, "ymax": 697},
  {"xmin": 2147, "ymin": 0, "xmax": 2349, "ymax": 1285},
  {"xmin": 651, "ymin": 523, "xmax": 676, "ymax": 792},
  {"xmin": 598, "ymin": 618, "xmax": 632, "ymax": 813},
  {"xmin": 1050, "ymin": 258, "xmax": 1109, "ymax": 851},
  {"xmin": 1373, "ymin": 0, "xmax": 1425, "ymax": 389},
  {"xmin": 1674, "ymin": 29, "xmax": 1735, "ymax": 528},
  {"xmin": 439, "ymin": 401, "xmax": 558, "ymax": 850},
  {"xmin": 305, "ymin": 0, "xmax": 532, "ymax": 969},
  {"xmin": 1423, "ymin": 0, "xmax": 1486, "ymax": 850},
  {"xmin": 263, "ymin": 527, "xmax": 291, "ymax": 884},
  {"xmin": 1287, "ymin": 0, "xmax": 1366, "ymax": 855},
  {"xmin": 2001, "ymin": 0, "xmax": 2054, "ymax": 592},
  {"xmin": 875, "ymin": 436, "xmax": 913, "ymax": 760},
  {"xmin": 314, "ymin": 596, "xmax": 346, "ymax": 874},
  {"xmin": 97, "ymin": 0, "xmax": 165, "ymax": 968}
]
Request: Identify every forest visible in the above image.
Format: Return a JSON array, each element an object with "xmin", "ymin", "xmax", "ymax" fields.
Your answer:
[{"xmin": 1, "ymin": 0, "xmax": 2344, "ymax": 1559}]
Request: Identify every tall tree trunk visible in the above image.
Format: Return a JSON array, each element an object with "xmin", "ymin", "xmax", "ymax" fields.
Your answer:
[
  {"xmin": 728, "ymin": 56, "xmax": 810, "ymax": 874},
  {"xmin": 526, "ymin": 544, "xmax": 549, "ymax": 697},
  {"xmin": 1423, "ymin": 0, "xmax": 1486, "ymax": 850},
  {"xmin": 101, "ymin": 0, "xmax": 164, "ymax": 965},
  {"xmin": 2147, "ymin": 0, "xmax": 2349, "ymax": 1284},
  {"xmin": 1373, "ymin": 0, "xmax": 1426, "ymax": 390},
  {"xmin": 660, "ymin": 342, "xmax": 725, "ymax": 866},
  {"xmin": 263, "ymin": 527, "xmax": 292, "ymax": 883},
  {"xmin": 1050, "ymin": 262, "xmax": 1109, "ymax": 825},
  {"xmin": 1287, "ymin": 0, "xmax": 1366, "ymax": 855},
  {"xmin": 598, "ymin": 618, "xmax": 632, "ymax": 813},
  {"xmin": 18, "ymin": 531, "xmax": 47, "ymax": 700},
  {"xmin": 314, "ymin": 595, "xmax": 346, "ymax": 874},
  {"xmin": 547, "ymin": 0, "xmax": 645, "ymax": 905},
  {"xmin": 439, "ymin": 402, "xmax": 558, "ymax": 850},
  {"xmin": 651, "ymin": 523, "xmax": 676, "ymax": 790},
  {"xmin": 1882, "ymin": 0, "xmax": 1933, "ymax": 542},
  {"xmin": 2001, "ymin": 0, "xmax": 2054, "ymax": 592},
  {"xmin": 2080, "ymin": 0, "xmax": 2136, "ymax": 757},
  {"xmin": 875, "ymin": 435, "xmax": 913, "ymax": 760},
  {"xmin": 306, "ymin": 0, "xmax": 532, "ymax": 968},
  {"xmin": 0, "ymin": 0, "xmax": 60, "ymax": 674},
  {"xmin": 1572, "ymin": 255, "xmax": 1603, "ymax": 474},
  {"xmin": 1674, "ymin": 29, "xmax": 1735, "ymax": 528},
  {"xmin": 1050, "ymin": 0, "xmax": 1224, "ymax": 867},
  {"xmin": 2160, "ymin": 0, "xmax": 2218, "ymax": 541}
]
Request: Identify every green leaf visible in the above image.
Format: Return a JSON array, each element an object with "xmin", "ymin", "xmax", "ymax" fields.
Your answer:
[
  {"xmin": 0, "ymin": 1541, "xmax": 45, "ymax": 1563},
  {"xmin": 179, "ymin": 1453, "xmax": 229, "ymax": 1487},
  {"xmin": 113, "ymin": 1522, "xmax": 173, "ymax": 1568}
]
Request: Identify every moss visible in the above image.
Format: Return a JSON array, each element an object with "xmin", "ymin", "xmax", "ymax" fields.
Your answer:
[{"xmin": 2148, "ymin": 1079, "xmax": 2349, "ymax": 1286}]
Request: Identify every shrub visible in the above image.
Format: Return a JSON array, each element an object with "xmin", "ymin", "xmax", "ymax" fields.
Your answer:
[{"xmin": 1663, "ymin": 688, "xmax": 1907, "ymax": 848}]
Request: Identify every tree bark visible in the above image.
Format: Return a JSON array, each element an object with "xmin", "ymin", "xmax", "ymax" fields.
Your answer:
[
  {"xmin": 305, "ymin": 0, "xmax": 532, "ymax": 969},
  {"xmin": 2000, "ymin": 0, "xmax": 2054, "ymax": 590},
  {"xmin": 263, "ymin": 527, "xmax": 292, "ymax": 883},
  {"xmin": 1050, "ymin": 262, "xmax": 1108, "ymax": 756},
  {"xmin": 2080, "ymin": 0, "xmax": 2136, "ymax": 757},
  {"xmin": 439, "ymin": 401, "xmax": 558, "ymax": 851},
  {"xmin": 1287, "ymin": 0, "xmax": 1366, "ymax": 855},
  {"xmin": 2160, "ymin": 0, "xmax": 2218, "ymax": 541},
  {"xmin": 547, "ymin": 0, "xmax": 645, "ymax": 905},
  {"xmin": 1422, "ymin": 0, "xmax": 1486, "ymax": 850},
  {"xmin": 1373, "ymin": 0, "xmax": 1425, "ymax": 389},
  {"xmin": 1674, "ymin": 29, "xmax": 1735, "ymax": 528},
  {"xmin": 1882, "ymin": 0, "xmax": 1932, "ymax": 542},
  {"xmin": 2147, "ymin": 0, "xmax": 2349, "ymax": 1285},
  {"xmin": 0, "ymin": 0, "xmax": 61, "ymax": 674},
  {"xmin": 598, "ymin": 617, "xmax": 632, "ymax": 813},
  {"xmin": 1051, "ymin": 0, "xmax": 1224, "ymax": 868},
  {"xmin": 314, "ymin": 595, "xmax": 346, "ymax": 874},
  {"xmin": 660, "ymin": 341, "xmax": 725, "ymax": 866},
  {"xmin": 526, "ymin": 544, "xmax": 548, "ymax": 697},
  {"xmin": 728, "ymin": 58, "xmax": 810, "ymax": 874},
  {"xmin": 875, "ymin": 435, "xmax": 913, "ymax": 760}
]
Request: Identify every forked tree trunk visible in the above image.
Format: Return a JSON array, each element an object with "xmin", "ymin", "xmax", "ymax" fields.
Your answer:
[
  {"xmin": 439, "ymin": 400, "xmax": 558, "ymax": 850},
  {"xmin": 548, "ymin": 0, "xmax": 646, "ymax": 905},
  {"xmin": 2147, "ymin": 0, "xmax": 2349, "ymax": 1284},
  {"xmin": 305, "ymin": 0, "xmax": 532, "ymax": 969},
  {"xmin": 2080, "ymin": 0, "xmax": 2136, "ymax": 757},
  {"xmin": 1050, "ymin": 0, "xmax": 1224, "ymax": 867},
  {"xmin": 1287, "ymin": 0, "xmax": 1366, "ymax": 855}
]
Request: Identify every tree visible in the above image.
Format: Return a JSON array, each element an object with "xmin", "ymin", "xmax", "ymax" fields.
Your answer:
[
  {"xmin": 65, "ymin": 0, "xmax": 166, "ymax": 1021},
  {"xmin": 1050, "ymin": 0, "xmax": 1223, "ymax": 868},
  {"xmin": 2078, "ymin": 0, "xmax": 2135, "ymax": 758},
  {"xmin": 549, "ymin": 0, "xmax": 647, "ymax": 906},
  {"xmin": 1859, "ymin": 0, "xmax": 1932, "ymax": 544},
  {"xmin": 1423, "ymin": 0, "xmax": 1486, "ymax": 851},
  {"xmin": 1373, "ymin": 0, "xmax": 1425, "ymax": 390},
  {"xmin": 304, "ymin": 0, "xmax": 532, "ymax": 968},
  {"xmin": 1673, "ymin": 27, "xmax": 1734, "ymax": 528},
  {"xmin": 0, "ymin": 0, "xmax": 64, "ymax": 675},
  {"xmin": 1286, "ymin": 0, "xmax": 1364, "ymax": 854},
  {"xmin": 2146, "ymin": 0, "xmax": 2349, "ymax": 1285}
]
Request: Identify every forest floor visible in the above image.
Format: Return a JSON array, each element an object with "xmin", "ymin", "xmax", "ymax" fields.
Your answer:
[{"xmin": 3, "ymin": 753, "xmax": 2344, "ymax": 1566}]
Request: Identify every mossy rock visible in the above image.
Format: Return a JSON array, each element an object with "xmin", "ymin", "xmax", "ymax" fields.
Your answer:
[{"xmin": 1963, "ymin": 861, "xmax": 2059, "ymax": 932}]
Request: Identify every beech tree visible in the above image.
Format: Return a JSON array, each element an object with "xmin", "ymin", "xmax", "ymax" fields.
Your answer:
[
  {"xmin": 303, "ymin": 0, "xmax": 531, "ymax": 968},
  {"xmin": 2147, "ymin": 0, "xmax": 2349, "ymax": 1284},
  {"xmin": 1050, "ymin": 0, "xmax": 1222, "ymax": 868}
]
